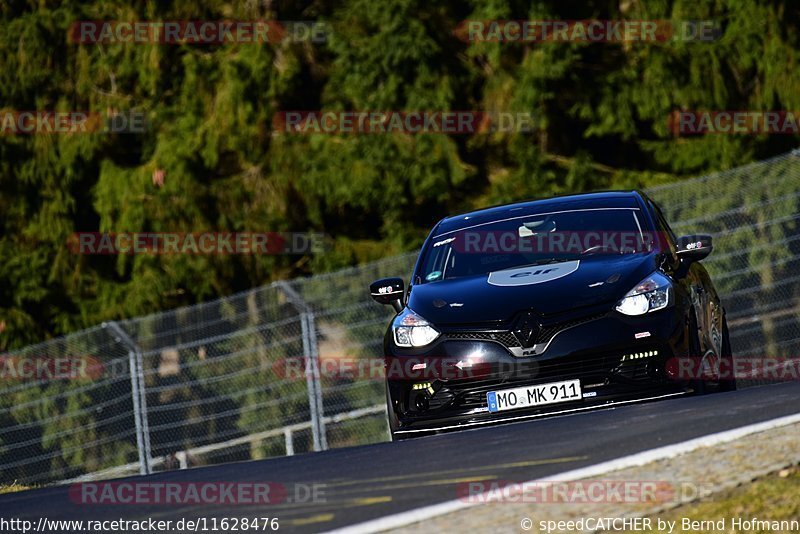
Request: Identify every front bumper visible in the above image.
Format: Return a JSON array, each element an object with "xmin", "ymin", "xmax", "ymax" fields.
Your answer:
[{"xmin": 385, "ymin": 304, "xmax": 690, "ymax": 433}]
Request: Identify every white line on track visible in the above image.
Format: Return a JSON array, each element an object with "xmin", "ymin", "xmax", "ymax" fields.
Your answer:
[{"xmin": 326, "ymin": 411, "xmax": 800, "ymax": 533}]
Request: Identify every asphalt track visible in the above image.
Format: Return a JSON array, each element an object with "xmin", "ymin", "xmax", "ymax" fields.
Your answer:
[{"xmin": 2, "ymin": 381, "xmax": 799, "ymax": 533}]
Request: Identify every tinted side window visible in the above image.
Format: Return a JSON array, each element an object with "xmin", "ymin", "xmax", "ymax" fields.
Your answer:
[{"xmin": 649, "ymin": 201, "xmax": 678, "ymax": 252}]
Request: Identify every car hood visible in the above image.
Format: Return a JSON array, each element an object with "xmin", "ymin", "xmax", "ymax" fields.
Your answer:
[{"xmin": 407, "ymin": 253, "xmax": 660, "ymax": 324}]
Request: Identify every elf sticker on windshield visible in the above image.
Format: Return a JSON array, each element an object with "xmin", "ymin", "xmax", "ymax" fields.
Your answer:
[{"xmin": 487, "ymin": 260, "xmax": 580, "ymax": 286}]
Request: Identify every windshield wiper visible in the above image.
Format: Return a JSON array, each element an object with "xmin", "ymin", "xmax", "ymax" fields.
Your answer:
[{"xmin": 525, "ymin": 257, "xmax": 579, "ymax": 266}]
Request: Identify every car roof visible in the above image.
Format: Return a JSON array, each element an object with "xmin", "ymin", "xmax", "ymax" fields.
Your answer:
[{"xmin": 434, "ymin": 191, "xmax": 644, "ymax": 236}]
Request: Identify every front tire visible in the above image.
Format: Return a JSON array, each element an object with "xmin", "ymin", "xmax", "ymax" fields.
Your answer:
[
  {"xmin": 687, "ymin": 311, "xmax": 709, "ymax": 395},
  {"xmin": 689, "ymin": 312, "xmax": 737, "ymax": 394}
]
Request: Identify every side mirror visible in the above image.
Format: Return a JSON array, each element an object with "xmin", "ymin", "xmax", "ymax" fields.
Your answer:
[
  {"xmin": 676, "ymin": 234, "xmax": 713, "ymax": 262},
  {"xmin": 369, "ymin": 277, "xmax": 405, "ymax": 313}
]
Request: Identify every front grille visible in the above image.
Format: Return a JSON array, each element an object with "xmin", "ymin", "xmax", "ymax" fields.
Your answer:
[
  {"xmin": 399, "ymin": 354, "xmax": 620, "ymax": 417},
  {"xmin": 451, "ymin": 354, "xmax": 618, "ymax": 409},
  {"xmin": 612, "ymin": 359, "xmax": 653, "ymax": 381},
  {"xmin": 534, "ymin": 314, "xmax": 606, "ymax": 344},
  {"xmin": 445, "ymin": 331, "xmax": 521, "ymax": 347},
  {"xmin": 401, "ymin": 345, "xmax": 668, "ymax": 418},
  {"xmin": 444, "ymin": 313, "xmax": 606, "ymax": 351}
]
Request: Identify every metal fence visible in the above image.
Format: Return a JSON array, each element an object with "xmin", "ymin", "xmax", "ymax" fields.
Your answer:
[
  {"xmin": 648, "ymin": 149, "xmax": 800, "ymax": 376},
  {"xmin": 2, "ymin": 149, "xmax": 799, "ymax": 486}
]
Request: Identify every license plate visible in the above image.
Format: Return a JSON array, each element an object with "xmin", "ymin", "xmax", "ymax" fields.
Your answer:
[{"xmin": 487, "ymin": 379, "xmax": 582, "ymax": 413}]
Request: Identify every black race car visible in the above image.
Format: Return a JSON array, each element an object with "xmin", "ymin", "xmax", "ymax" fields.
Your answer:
[{"xmin": 370, "ymin": 191, "xmax": 735, "ymax": 440}]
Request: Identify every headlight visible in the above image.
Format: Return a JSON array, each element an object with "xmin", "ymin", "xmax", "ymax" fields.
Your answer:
[
  {"xmin": 392, "ymin": 308, "xmax": 440, "ymax": 347},
  {"xmin": 616, "ymin": 272, "xmax": 673, "ymax": 316}
]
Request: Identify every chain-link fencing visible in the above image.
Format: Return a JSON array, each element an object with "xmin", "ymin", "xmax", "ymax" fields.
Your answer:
[
  {"xmin": 648, "ymin": 149, "xmax": 800, "ymax": 386},
  {"xmin": 1, "ymin": 149, "xmax": 799, "ymax": 486}
]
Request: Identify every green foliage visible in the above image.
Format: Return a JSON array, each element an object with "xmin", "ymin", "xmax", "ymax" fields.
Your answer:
[
  {"xmin": 1, "ymin": 0, "xmax": 799, "ymax": 348},
  {"xmin": 2, "ymin": 0, "xmax": 800, "ymax": 483}
]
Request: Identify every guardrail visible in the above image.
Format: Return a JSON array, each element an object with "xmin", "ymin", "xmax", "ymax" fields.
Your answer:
[{"xmin": 62, "ymin": 404, "xmax": 386, "ymax": 484}]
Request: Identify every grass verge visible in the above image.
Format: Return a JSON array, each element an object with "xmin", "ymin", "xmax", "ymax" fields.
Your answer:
[
  {"xmin": 633, "ymin": 467, "xmax": 800, "ymax": 533},
  {"xmin": 0, "ymin": 481, "xmax": 31, "ymax": 494}
]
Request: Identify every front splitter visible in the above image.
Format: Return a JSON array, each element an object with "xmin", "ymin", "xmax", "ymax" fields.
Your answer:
[{"xmin": 393, "ymin": 391, "xmax": 688, "ymax": 436}]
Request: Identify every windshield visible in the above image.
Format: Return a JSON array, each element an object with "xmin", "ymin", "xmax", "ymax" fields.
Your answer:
[{"xmin": 418, "ymin": 208, "xmax": 648, "ymax": 283}]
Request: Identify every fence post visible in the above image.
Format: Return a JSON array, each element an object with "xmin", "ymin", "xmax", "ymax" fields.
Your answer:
[
  {"xmin": 276, "ymin": 281, "xmax": 327, "ymax": 452},
  {"xmin": 303, "ymin": 311, "xmax": 327, "ymax": 451},
  {"xmin": 284, "ymin": 428, "xmax": 295, "ymax": 456},
  {"xmin": 104, "ymin": 321, "xmax": 153, "ymax": 475}
]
